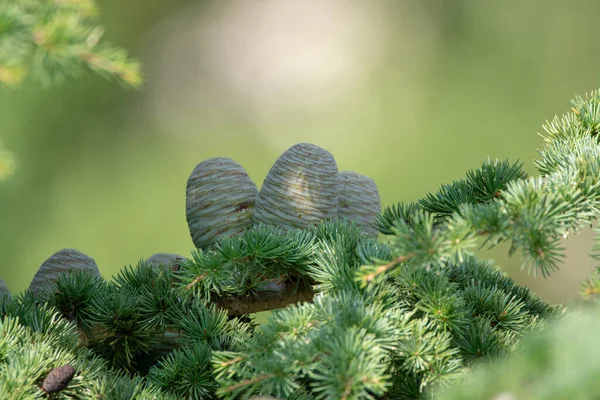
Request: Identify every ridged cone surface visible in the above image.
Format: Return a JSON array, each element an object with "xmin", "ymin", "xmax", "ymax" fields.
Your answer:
[
  {"xmin": 186, "ymin": 157, "xmax": 258, "ymax": 249},
  {"xmin": 254, "ymin": 143, "xmax": 339, "ymax": 230},
  {"xmin": 29, "ymin": 249, "xmax": 100, "ymax": 296},
  {"xmin": 0, "ymin": 277, "xmax": 9, "ymax": 296},
  {"xmin": 338, "ymin": 170, "xmax": 381, "ymax": 236},
  {"xmin": 147, "ymin": 253, "xmax": 186, "ymax": 267},
  {"xmin": 42, "ymin": 364, "xmax": 76, "ymax": 394}
]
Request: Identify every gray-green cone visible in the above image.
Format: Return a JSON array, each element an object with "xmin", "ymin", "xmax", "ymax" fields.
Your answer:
[
  {"xmin": 0, "ymin": 276, "xmax": 9, "ymax": 296},
  {"xmin": 253, "ymin": 143, "xmax": 339, "ymax": 230},
  {"xmin": 186, "ymin": 157, "xmax": 258, "ymax": 249},
  {"xmin": 147, "ymin": 253, "xmax": 186, "ymax": 354},
  {"xmin": 147, "ymin": 253, "xmax": 186, "ymax": 269},
  {"xmin": 338, "ymin": 170, "xmax": 381, "ymax": 236},
  {"xmin": 28, "ymin": 249, "xmax": 101, "ymax": 296}
]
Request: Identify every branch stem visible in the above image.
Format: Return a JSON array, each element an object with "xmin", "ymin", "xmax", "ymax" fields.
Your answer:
[{"xmin": 212, "ymin": 279, "xmax": 315, "ymax": 316}]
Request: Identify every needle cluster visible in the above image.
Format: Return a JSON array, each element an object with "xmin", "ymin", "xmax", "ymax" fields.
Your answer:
[{"xmin": 0, "ymin": 0, "xmax": 142, "ymax": 89}]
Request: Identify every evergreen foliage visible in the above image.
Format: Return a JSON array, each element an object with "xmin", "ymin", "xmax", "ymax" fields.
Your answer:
[
  {"xmin": 361, "ymin": 90, "xmax": 600, "ymax": 282},
  {"xmin": 0, "ymin": 220, "xmax": 558, "ymax": 399},
  {"xmin": 2, "ymin": 82, "xmax": 600, "ymax": 397},
  {"xmin": 0, "ymin": 0, "xmax": 142, "ymax": 89}
]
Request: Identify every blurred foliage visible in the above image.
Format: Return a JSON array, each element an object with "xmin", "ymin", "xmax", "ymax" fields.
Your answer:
[
  {"xmin": 437, "ymin": 306, "xmax": 600, "ymax": 400},
  {"xmin": 1, "ymin": 0, "xmax": 600, "ymax": 305},
  {"xmin": 0, "ymin": 141, "xmax": 16, "ymax": 180},
  {"xmin": 0, "ymin": 0, "xmax": 142, "ymax": 89},
  {"xmin": 580, "ymin": 266, "xmax": 600, "ymax": 304}
]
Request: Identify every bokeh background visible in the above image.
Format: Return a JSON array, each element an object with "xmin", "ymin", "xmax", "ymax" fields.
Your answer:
[{"xmin": 1, "ymin": 0, "xmax": 599, "ymax": 305}]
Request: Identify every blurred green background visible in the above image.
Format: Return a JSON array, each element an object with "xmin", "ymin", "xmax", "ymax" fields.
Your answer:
[{"xmin": 1, "ymin": 0, "xmax": 599, "ymax": 305}]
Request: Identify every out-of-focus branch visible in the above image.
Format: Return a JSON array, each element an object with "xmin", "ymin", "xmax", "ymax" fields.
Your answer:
[{"xmin": 0, "ymin": 1, "xmax": 142, "ymax": 89}]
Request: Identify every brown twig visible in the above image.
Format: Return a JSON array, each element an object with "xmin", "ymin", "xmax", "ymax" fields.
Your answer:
[
  {"xmin": 221, "ymin": 374, "xmax": 274, "ymax": 393},
  {"xmin": 220, "ymin": 356, "xmax": 244, "ymax": 367},
  {"xmin": 185, "ymin": 274, "xmax": 207, "ymax": 290},
  {"xmin": 212, "ymin": 279, "xmax": 315, "ymax": 316},
  {"xmin": 364, "ymin": 253, "xmax": 416, "ymax": 283}
]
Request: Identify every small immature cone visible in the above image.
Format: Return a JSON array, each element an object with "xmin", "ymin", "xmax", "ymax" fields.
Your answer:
[
  {"xmin": 338, "ymin": 171, "xmax": 381, "ymax": 236},
  {"xmin": 186, "ymin": 158, "xmax": 258, "ymax": 249},
  {"xmin": 28, "ymin": 249, "xmax": 100, "ymax": 296},
  {"xmin": 0, "ymin": 276, "xmax": 9, "ymax": 296},
  {"xmin": 42, "ymin": 364, "xmax": 76, "ymax": 394},
  {"xmin": 253, "ymin": 143, "xmax": 339, "ymax": 230},
  {"xmin": 147, "ymin": 253, "xmax": 187, "ymax": 271}
]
